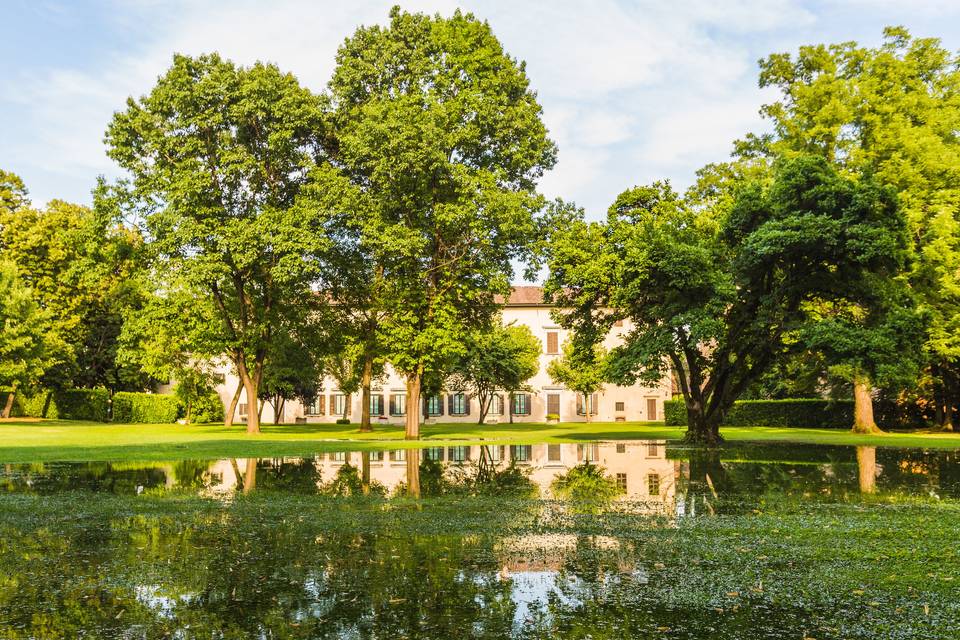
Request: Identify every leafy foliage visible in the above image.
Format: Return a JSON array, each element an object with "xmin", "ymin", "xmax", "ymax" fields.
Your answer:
[
  {"xmin": 447, "ymin": 322, "xmax": 541, "ymax": 423},
  {"xmin": 546, "ymin": 156, "xmax": 914, "ymax": 444},
  {"xmin": 0, "ymin": 261, "xmax": 53, "ymax": 403}
]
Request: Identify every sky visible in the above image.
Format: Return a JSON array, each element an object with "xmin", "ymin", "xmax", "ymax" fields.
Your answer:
[{"xmin": 3, "ymin": 0, "xmax": 960, "ymax": 217}]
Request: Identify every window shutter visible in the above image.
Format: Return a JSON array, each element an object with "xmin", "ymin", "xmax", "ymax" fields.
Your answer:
[
  {"xmin": 546, "ymin": 332, "xmax": 558, "ymax": 354},
  {"xmin": 389, "ymin": 395, "xmax": 396, "ymax": 416},
  {"xmin": 438, "ymin": 395, "xmax": 444, "ymax": 416},
  {"xmin": 576, "ymin": 394, "xmax": 583, "ymax": 415},
  {"xmin": 464, "ymin": 395, "xmax": 471, "ymax": 416},
  {"xmin": 346, "ymin": 395, "xmax": 351, "ymax": 416},
  {"xmin": 591, "ymin": 393, "xmax": 598, "ymax": 415},
  {"xmin": 319, "ymin": 395, "xmax": 326, "ymax": 415},
  {"xmin": 448, "ymin": 394, "xmax": 455, "ymax": 415},
  {"xmin": 376, "ymin": 395, "xmax": 384, "ymax": 416}
]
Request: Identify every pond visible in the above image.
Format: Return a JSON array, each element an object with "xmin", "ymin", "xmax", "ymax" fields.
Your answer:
[{"xmin": 0, "ymin": 440, "xmax": 958, "ymax": 638}]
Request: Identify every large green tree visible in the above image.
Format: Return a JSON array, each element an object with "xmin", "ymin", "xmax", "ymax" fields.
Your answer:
[
  {"xmin": 0, "ymin": 174, "xmax": 144, "ymax": 391},
  {"xmin": 322, "ymin": 7, "xmax": 556, "ymax": 438},
  {"xmin": 105, "ymin": 53, "xmax": 332, "ymax": 434},
  {"xmin": 742, "ymin": 27, "xmax": 960, "ymax": 428},
  {"xmin": 0, "ymin": 261, "xmax": 54, "ymax": 417},
  {"xmin": 546, "ymin": 156, "xmax": 912, "ymax": 445},
  {"xmin": 447, "ymin": 322, "xmax": 541, "ymax": 424}
]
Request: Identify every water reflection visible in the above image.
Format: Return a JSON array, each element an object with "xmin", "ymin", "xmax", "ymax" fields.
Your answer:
[
  {"xmin": 2, "ymin": 441, "xmax": 959, "ymax": 504},
  {"xmin": 0, "ymin": 441, "xmax": 958, "ymax": 638}
]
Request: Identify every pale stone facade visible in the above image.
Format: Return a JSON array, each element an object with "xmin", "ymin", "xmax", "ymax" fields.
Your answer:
[{"xmin": 216, "ymin": 286, "xmax": 672, "ymax": 424}]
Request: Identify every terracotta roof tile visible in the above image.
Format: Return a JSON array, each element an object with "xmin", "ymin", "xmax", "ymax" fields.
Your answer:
[{"xmin": 495, "ymin": 286, "xmax": 547, "ymax": 306}]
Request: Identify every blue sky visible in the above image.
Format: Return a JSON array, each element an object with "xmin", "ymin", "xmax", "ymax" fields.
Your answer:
[{"xmin": 3, "ymin": 0, "xmax": 960, "ymax": 216}]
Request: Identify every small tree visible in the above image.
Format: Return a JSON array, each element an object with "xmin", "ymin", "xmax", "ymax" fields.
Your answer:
[
  {"xmin": 258, "ymin": 329, "xmax": 323, "ymax": 424},
  {"xmin": 547, "ymin": 339, "xmax": 607, "ymax": 423},
  {"xmin": 0, "ymin": 261, "xmax": 54, "ymax": 417},
  {"xmin": 447, "ymin": 322, "xmax": 541, "ymax": 424}
]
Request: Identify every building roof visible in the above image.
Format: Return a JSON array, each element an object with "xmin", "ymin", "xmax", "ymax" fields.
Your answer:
[{"xmin": 497, "ymin": 285, "xmax": 548, "ymax": 306}]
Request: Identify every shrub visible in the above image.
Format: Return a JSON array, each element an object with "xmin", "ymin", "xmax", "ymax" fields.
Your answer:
[
  {"xmin": 551, "ymin": 462, "xmax": 621, "ymax": 504},
  {"xmin": 545, "ymin": 413, "xmax": 560, "ymax": 421},
  {"xmin": 14, "ymin": 388, "xmax": 110, "ymax": 422},
  {"xmin": 191, "ymin": 388, "xmax": 225, "ymax": 423},
  {"xmin": 663, "ymin": 398, "xmax": 904, "ymax": 429},
  {"xmin": 112, "ymin": 392, "xmax": 179, "ymax": 424},
  {"xmin": 335, "ymin": 418, "xmax": 351, "ymax": 425}
]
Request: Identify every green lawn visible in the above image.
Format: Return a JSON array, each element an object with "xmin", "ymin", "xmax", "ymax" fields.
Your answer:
[{"xmin": 1, "ymin": 418, "xmax": 959, "ymax": 462}]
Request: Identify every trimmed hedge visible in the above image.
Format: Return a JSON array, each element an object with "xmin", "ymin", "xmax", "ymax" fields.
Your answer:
[
  {"xmin": 664, "ymin": 398, "xmax": 883, "ymax": 429},
  {"xmin": 113, "ymin": 392, "xmax": 179, "ymax": 424},
  {"xmin": 14, "ymin": 388, "xmax": 111, "ymax": 422}
]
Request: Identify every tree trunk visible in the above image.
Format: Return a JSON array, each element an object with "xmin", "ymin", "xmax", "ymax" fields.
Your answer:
[
  {"xmin": 508, "ymin": 393, "xmax": 514, "ymax": 424},
  {"xmin": 360, "ymin": 356, "xmax": 373, "ymax": 433},
  {"xmin": 405, "ymin": 372, "xmax": 421, "ymax": 439},
  {"xmin": 225, "ymin": 380, "xmax": 242, "ymax": 428},
  {"xmin": 852, "ymin": 376, "xmax": 882, "ymax": 434},
  {"xmin": 477, "ymin": 393, "xmax": 488, "ymax": 425},
  {"xmin": 2, "ymin": 387, "xmax": 16, "ymax": 419},
  {"xmin": 585, "ymin": 393, "xmax": 592, "ymax": 423},
  {"xmin": 237, "ymin": 360, "xmax": 261, "ymax": 435},
  {"xmin": 257, "ymin": 397, "xmax": 265, "ymax": 422},
  {"xmin": 682, "ymin": 399, "xmax": 724, "ymax": 446},
  {"xmin": 276, "ymin": 397, "xmax": 285, "ymax": 425},
  {"xmin": 406, "ymin": 447, "xmax": 421, "ymax": 498},
  {"xmin": 857, "ymin": 446, "xmax": 877, "ymax": 494}
]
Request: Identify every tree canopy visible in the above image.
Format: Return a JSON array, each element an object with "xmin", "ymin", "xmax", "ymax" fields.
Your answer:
[
  {"xmin": 546, "ymin": 155, "xmax": 913, "ymax": 444},
  {"xmin": 321, "ymin": 7, "xmax": 557, "ymax": 437},
  {"xmin": 105, "ymin": 53, "xmax": 334, "ymax": 433}
]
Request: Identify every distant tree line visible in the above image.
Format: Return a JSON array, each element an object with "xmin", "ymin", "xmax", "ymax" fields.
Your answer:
[{"xmin": 1, "ymin": 14, "xmax": 958, "ymax": 445}]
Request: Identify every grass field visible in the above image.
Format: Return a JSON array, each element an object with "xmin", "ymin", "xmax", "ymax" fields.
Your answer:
[{"xmin": 1, "ymin": 418, "xmax": 959, "ymax": 462}]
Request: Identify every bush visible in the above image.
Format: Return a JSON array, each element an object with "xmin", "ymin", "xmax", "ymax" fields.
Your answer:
[
  {"xmin": 545, "ymin": 413, "xmax": 560, "ymax": 421},
  {"xmin": 663, "ymin": 397, "xmax": 904, "ymax": 429},
  {"xmin": 190, "ymin": 388, "xmax": 225, "ymax": 423},
  {"xmin": 14, "ymin": 388, "xmax": 110, "ymax": 422},
  {"xmin": 335, "ymin": 418, "xmax": 351, "ymax": 425},
  {"xmin": 113, "ymin": 392, "xmax": 179, "ymax": 424}
]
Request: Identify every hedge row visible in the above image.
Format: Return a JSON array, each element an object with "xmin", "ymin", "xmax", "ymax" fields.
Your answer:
[
  {"xmin": 112, "ymin": 392, "xmax": 180, "ymax": 424},
  {"xmin": 663, "ymin": 398, "xmax": 904, "ymax": 429},
  {"xmin": 14, "ymin": 388, "xmax": 111, "ymax": 422},
  {"xmin": 11, "ymin": 389, "xmax": 180, "ymax": 423}
]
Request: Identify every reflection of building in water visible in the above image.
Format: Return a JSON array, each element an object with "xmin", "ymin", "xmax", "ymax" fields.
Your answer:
[{"xmin": 203, "ymin": 441, "xmax": 677, "ymax": 508}]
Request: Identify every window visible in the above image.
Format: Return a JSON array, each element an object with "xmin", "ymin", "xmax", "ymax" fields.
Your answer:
[
  {"xmin": 369, "ymin": 450, "xmax": 384, "ymax": 462},
  {"xmin": 390, "ymin": 394, "xmax": 406, "ymax": 417},
  {"xmin": 576, "ymin": 393, "xmax": 599, "ymax": 416},
  {"xmin": 424, "ymin": 447, "xmax": 445, "ymax": 462},
  {"xmin": 615, "ymin": 401, "xmax": 625, "ymax": 412},
  {"xmin": 647, "ymin": 443, "xmax": 659, "ymax": 457},
  {"xmin": 330, "ymin": 451, "xmax": 346, "ymax": 463},
  {"xmin": 577, "ymin": 443, "xmax": 600, "ymax": 462},
  {"xmin": 426, "ymin": 395, "xmax": 444, "ymax": 417},
  {"xmin": 546, "ymin": 393, "xmax": 560, "ymax": 416},
  {"xmin": 616, "ymin": 443, "xmax": 626, "ymax": 453},
  {"xmin": 547, "ymin": 444, "xmax": 562, "ymax": 462},
  {"xmin": 546, "ymin": 331, "xmax": 559, "ymax": 354},
  {"xmin": 511, "ymin": 393, "xmax": 531, "ymax": 416},
  {"xmin": 510, "ymin": 445, "xmax": 532, "ymax": 462},
  {"xmin": 487, "ymin": 395, "xmax": 504, "ymax": 416},
  {"xmin": 332, "ymin": 394, "xmax": 349, "ymax": 417},
  {"xmin": 616, "ymin": 473, "xmax": 628, "ymax": 492},
  {"xmin": 369, "ymin": 394, "xmax": 384, "ymax": 416},
  {"xmin": 238, "ymin": 402, "xmax": 248, "ymax": 417},
  {"xmin": 646, "ymin": 398, "xmax": 658, "ymax": 421},
  {"xmin": 305, "ymin": 395, "xmax": 325, "ymax": 416},
  {"xmin": 449, "ymin": 393, "xmax": 469, "ymax": 416},
  {"xmin": 448, "ymin": 446, "xmax": 470, "ymax": 463},
  {"xmin": 647, "ymin": 473, "xmax": 661, "ymax": 495},
  {"xmin": 389, "ymin": 450, "xmax": 406, "ymax": 462}
]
